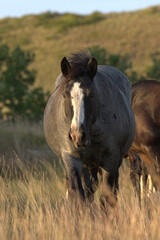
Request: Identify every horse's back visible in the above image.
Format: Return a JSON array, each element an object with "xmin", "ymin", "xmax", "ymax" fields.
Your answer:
[
  {"xmin": 131, "ymin": 80, "xmax": 160, "ymax": 151},
  {"xmin": 97, "ymin": 65, "xmax": 132, "ymax": 103},
  {"xmin": 132, "ymin": 80, "xmax": 160, "ymax": 101},
  {"xmin": 132, "ymin": 80, "xmax": 160, "ymax": 126}
]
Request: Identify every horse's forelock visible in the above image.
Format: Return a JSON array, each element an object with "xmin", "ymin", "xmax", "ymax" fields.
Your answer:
[
  {"xmin": 67, "ymin": 50, "xmax": 91, "ymax": 78},
  {"xmin": 59, "ymin": 50, "xmax": 91, "ymax": 93}
]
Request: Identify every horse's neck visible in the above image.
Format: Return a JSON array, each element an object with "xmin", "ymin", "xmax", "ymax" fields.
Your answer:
[{"xmin": 54, "ymin": 74, "xmax": 64, "ymax": 90}]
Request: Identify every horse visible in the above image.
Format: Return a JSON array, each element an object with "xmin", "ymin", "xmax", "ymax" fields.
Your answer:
[
  {"xmin": 44, "ymin": 50, "xmax": 135, "ymax": 208},
  {"xmin": 127, "ymin": 80, "xmax": 160, "ymax": 200}
]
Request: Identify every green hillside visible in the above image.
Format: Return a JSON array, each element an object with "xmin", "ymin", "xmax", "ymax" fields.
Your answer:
[{"xmin": 1, "ymin": 6, "xmax": 160, "ymax": 92}]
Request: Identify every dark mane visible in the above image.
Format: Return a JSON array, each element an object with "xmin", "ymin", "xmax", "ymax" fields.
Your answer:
[{"xmin": 66, "ymin": 50, "xmax": 91, "ymax": 78}]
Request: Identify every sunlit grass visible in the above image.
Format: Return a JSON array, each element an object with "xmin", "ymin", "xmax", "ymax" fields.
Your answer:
[
  {"xmin": 0, "ymin": 120, "xmax": 160, "ymax": 239},
  {"xmin": 0, "ymin": 155, "xmax": 159, "ymax": 240}
]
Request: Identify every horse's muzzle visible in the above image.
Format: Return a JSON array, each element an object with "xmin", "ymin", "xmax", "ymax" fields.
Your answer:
[{"xmin": 69, "ymin": 127, "xmax": 90, "ymax": 148}]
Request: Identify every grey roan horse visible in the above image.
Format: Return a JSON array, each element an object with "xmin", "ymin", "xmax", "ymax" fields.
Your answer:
[{"xmin": 44, "ymin": 50, "xmax": 135, "ymax": 208}]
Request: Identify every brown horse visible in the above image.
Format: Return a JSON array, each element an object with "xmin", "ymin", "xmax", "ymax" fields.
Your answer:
[{"xmin": 127, "ymin": 80, "xmax": 160, "ymax": 200}]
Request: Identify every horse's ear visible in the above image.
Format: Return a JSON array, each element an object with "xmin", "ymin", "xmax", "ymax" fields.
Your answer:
[
  {"xmin": 87, "ymin": 57, "xmax": 97, "ymax": 79},
  {"xmin": 61, "ymin": 57, "xmax": 71, "ymax": 77}
]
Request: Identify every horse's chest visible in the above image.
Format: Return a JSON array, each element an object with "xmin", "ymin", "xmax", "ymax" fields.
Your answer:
[
  {"xmin": 84, "ymin": 146, "xmax": 102, "ymax": 168},
  {"xmin": 84, "ymin": 147, "xmax": 119, "ymax": 171}
]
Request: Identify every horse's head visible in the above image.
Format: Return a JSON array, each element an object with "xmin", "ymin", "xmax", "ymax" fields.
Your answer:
[{"xmin": 60, "ymin": 51, "xmax": 98, "ymax": 149}]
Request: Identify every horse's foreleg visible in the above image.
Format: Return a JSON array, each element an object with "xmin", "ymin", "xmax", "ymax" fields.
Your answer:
[
  {"xmin": 100, "ymin": 169, "xmax": 119, "ymax": 211},
  {"xmin": 127, "ymin": 150, "xmax": 142, "ymax": 202},
  {"xmin": 143, "ymin": 148, "xmax": 160, "ymax": 191},
  {"xmin": 62, "ymin": 152, "xmax": 85, "ymax": 202},
  {"xmin": 82, "ymin": 167, "xmax": 99, "ymax": 203}
]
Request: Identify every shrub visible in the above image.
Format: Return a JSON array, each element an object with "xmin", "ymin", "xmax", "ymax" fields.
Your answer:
[
  {"xmin": 0, "ymin": 44, "xmax": 50, "ymax": 120},
  {"xmin": 35, "ymin": 11, "xmax": 106, "ymax": 33},
  {"xmin": 89, "ymin": 45, "xmax": 143, "ymax": 83},
  {"xmin": 89, "ymin": 45, "xmax": 107, "ymax": 64},
  {"xmin": 146, "ymin": 58, "xmax": 160, "ymax": 80}
]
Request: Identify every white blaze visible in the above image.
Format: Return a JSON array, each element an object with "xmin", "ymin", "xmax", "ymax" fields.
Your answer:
[{"xmin": 70, "ymin": 82, "xmax": 84, "ymax": 131}]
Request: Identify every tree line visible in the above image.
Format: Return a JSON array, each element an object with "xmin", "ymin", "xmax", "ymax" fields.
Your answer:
[{"xmin": 0, "ymin": 44, "xmax": 160, "ymax": 121}]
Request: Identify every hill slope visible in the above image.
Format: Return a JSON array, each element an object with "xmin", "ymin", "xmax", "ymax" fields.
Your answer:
[{"xmin": 0, "ymin": 6, "xmax": 160, "ymax": 91}]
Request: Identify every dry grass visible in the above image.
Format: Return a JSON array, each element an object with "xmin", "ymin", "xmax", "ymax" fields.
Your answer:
[{"xmin": 0, "ymin": 120, "xmax": 160, "ymax": 240}]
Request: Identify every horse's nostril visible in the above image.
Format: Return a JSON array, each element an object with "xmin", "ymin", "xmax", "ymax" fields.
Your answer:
[
  {"xmin": 69, "ymin": 127, "xmax": 88, "ymax": 148},
  {"xmin": 69, "ymin": 129, "xmax": 72, "ymax": 140}
]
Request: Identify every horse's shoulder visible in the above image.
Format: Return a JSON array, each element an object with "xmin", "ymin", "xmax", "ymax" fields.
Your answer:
[{"xmin": 96, "ymin": 65, "xmax": 131, "ymax": 102}]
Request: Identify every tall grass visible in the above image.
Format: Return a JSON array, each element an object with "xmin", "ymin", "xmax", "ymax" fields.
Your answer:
[{"xmin": 0, "ymin": 120, "xmax": 160, "ymax": 239}]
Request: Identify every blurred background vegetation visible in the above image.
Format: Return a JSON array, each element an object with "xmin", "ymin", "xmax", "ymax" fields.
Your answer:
[
  {"xmin": 0, "ymin": 6, "xmax": 160, "ymax": 120},
  {"xmin": 0, "ymin": 43, "xmax": 159, "ymax": 120},
  {"xmin": 0, "ymin": 7, "xmax": 160, "ymax": 91},
  {"xmin": 0, "ymin": 44, "xmax": 49, "ymax": 120}
]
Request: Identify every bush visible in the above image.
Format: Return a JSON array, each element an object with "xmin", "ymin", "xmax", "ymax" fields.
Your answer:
[
  {"xmin": 146, "ymin": 58, "xmax": 160, "ymax": 80},
  {"xmin": 89, "ymin": 45, "xmax": 131, "ymax": 73},
  {"xmin": 35, "ymin": 11, "xmax": 61, "ymax": 27},
  {"xmin": 35, "ymin": 12, "xmax": 106, "ymax": 32},
  {"xmin": 0, "ymin": 44, "xmax": 50, "ymax": 120},
  {"xmin": 89, "ymin": 45, "xmax": 143, "ymax": 83},
  {"xmin": 89, "ymin": 46, "xmax": 107, "ymax": 65},
  {"xmin": 107, "ymin": 54, "xmax": 132, "ymax": 73}
]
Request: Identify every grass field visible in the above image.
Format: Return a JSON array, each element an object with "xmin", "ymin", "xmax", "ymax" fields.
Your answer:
[{"xmin": 0, "ymin": 120, "xmax": 160, "ymax": 240}]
